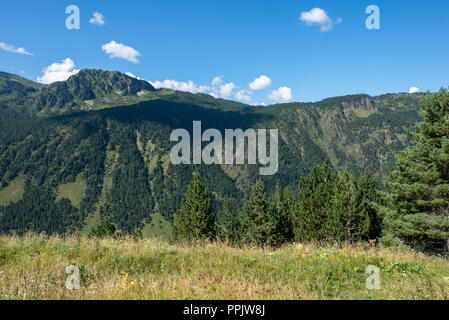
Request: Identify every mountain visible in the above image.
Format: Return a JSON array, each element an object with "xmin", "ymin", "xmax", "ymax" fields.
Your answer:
[
  {"xmin": 0, "ymin": 69, "xmax": 424, "ymax": 236},
  {"xmin": 0, "ymin": 69, "xmax": 156, "ymax": 119}
]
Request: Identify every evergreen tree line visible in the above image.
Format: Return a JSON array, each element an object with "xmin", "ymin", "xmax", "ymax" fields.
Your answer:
[
  {"xmin": 173, "ymin": 88, "xmax": 449, "ymax": 253},
  {"xmin": 173, "ymin": 166, "xmax": 381, "ymax": 247}
]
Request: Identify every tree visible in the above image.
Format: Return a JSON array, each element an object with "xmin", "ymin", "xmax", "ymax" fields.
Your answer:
[
  {"xmin": 382, "ymin": 89, "xmax": 449, "ymax": 252},
  {"xmin": 240, "ymin": 179, "xmax": 279, "ymax": 246},
  {"xmin": 271, "ymin": 184, "xmax": 295, "ymax": 243},
  {"xmin": 217, "ymin": 200, "xmax": 240, "ymax": 244},
  {"xmin": 325, "ymin": 170, "xmax": 358, "ymax": 242},
  {"xmin": 355, "ymin": 170, "xmax": 381, "ymax": 240},
  {"xmin": 294, "ymin": 162, "xmax": 337, "ymax": 242},
  {"xmin": 88, "ymin": 221, "xmax": 117, "ymax": 238},
  {"xmin": 173, "ymin": 173, "xmax": 216, "ymax": 241}
]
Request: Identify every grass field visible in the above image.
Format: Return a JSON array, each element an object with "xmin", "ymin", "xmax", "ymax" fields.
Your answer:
[
  {"xmin": 56, "ymin": 175, "xmax": 87, "ymax": 209},
  {"xmin": 0, "ymin": 175, "xmax": 24, "ymax": 206},
  {"xmin": 0, "ymin": 235, "xmax": 448, "ymax": 300},
  {"xmin": 142, "ymin": 213, "xmax": 173, "ymax": 240}
]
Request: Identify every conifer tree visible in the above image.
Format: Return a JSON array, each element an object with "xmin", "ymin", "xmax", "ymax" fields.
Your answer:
[
  {"xmin": 217, "ymin": 200, "xmax": 240, "ymax": 244},
  {"xmin": 325, "ymin": 170, "xmax": 358, "ymax": 242},
  {"xmin": 294, "ymin": 162, "xmax": 337, "ymax": 242},
  {"xmin": 326, "ymin": 170, "xmax": 381, "ymax": 242},
  {"xmin": 173, "ymin": 173, "xmax": 216, "ymax": 241},
  {"xmin": 271, "ymin": 184, "xmax": 295, "ymax": 243},
  {"xmin": 282, "ymin": 188, "xmax": 296, "ymax": 242},
  {"xmin": 240, "ymin": 179, "xmax": 279, "ymax": 246},
  {"xmin": 355, "ymin": 170, "xmax": 381, "ymax": 240},
  {"xmin": 382, "ymin": 88, "xmax": 449, "ymax": 252}
]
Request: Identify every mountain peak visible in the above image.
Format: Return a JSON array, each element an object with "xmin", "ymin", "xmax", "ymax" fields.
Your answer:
[
  {"xmin": 0, "ymin": 69, "xmax": 157, "ymax": 117},
  {"xmin": 0, "ymin": 71, "xmax": 43, "ymax": 91},
  {"xmin": 64, "ymin": 69, "xmax": 155, "ymax": 100}
]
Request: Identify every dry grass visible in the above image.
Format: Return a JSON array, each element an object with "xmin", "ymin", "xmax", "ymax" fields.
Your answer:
[{"xmin": 0, "ymin": 235, "xmax": 448, "ymax": 300}]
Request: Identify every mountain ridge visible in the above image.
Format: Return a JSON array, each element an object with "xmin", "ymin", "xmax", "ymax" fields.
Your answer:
[
  {"xmin": 0, "ymin": 69, "xmax": 425, "ymax": 236},
  {"xmin": 0, "ymin": 69, "xmax": 425, "ymax": 114}
]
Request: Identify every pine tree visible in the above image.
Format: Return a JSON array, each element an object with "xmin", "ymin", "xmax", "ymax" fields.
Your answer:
[
  {"xmin": 326, "ymin": 170, "xmax": 381, "ymax": 243},
  {"xmin": 355, "ymin": 170, "xmax": 381, "ymax": 240},
  {"xmin": 382, "ymin": 88, "xmax": 449, "ymax": 252},
  {"xmin": 240, "ymin": 179, "xmax": 279, "ymax": 246},
  {"xmin": 217, "ymin": 200, "xmax": 240, "ymax": 244},
  {"xmin": 282, "ymin": 188, "xmax": 296, "ymax": 242},
  {"xmin": 271, "ymin": 184, "xmax": 295, "ymax": 243},
  {"xmin": 325, "ymin": 171, "xmax": 358, "ymax": 242},
  {"xmin": 294, "ymin": 162, "xmax": 337, "ymax": 242},
  {"xmin": 173, "ymin": 173, "xmax": 216, "ymax": 241}
]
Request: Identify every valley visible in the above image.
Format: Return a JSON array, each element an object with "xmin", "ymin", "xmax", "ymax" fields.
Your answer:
[{"xmin": 0, "ymin": 70, "xmax": 423, "ymax": 236}]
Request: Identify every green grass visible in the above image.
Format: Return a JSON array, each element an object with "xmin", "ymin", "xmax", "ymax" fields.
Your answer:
[
  {"xmin": 56, "ymin": 175, "xmax": 87, "ymax": 209},
  {"xmin": 89, "ymin": 90, "xmax": 170, "ymax": 111},
  {"xmin": 83, "ymin": 146, "xmax": 117, "ymax": 234},
  {"xmin": 0, "ymin": 175, "xmax": 25, "ymax": 206},
  {"xmin": 352, "ymin": 108, "xmax": 374, "ymax": 118},
  {"xmin": 142, "ymin": 213, "xmax": 173, "ymax": 240},
  {"xmin": 0, "ymin": 236, "xmax": 448, "ymax": 300}
]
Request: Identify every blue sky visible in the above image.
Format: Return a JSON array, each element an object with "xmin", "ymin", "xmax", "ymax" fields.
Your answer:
[{"xmin": 1, "ymin": 0, "xmax": 448, "ymax": 104}]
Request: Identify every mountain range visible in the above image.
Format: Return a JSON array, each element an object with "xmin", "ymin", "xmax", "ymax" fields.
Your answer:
[{"xmin": 0, "ymin": 69, "xmax": 424, "ymax": 236}]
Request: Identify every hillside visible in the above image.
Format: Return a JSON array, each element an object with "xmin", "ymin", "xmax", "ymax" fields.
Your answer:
[
  {"xmin": 1, "ymin": 235, "xmax": 448, "ymax": 300},
  {"xmin": 0, "ymin": 70, "xmax": 156, "ymax": 119},
  {"xmin": 0, "ymin": 70, "xmax": 424, "ymax": 235}
]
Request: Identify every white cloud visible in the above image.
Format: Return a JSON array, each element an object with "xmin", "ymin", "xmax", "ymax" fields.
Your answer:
[
  {"xmin": 0, "ymin": 42, "xmax": 34, "ymax": 55},
  {"xmin": 149, "ymin": 76, "xmax": 239, "ymax": 98},
  {"xmin": 219, "ymin": 82, "xmax": 236, "ymax": 98},
  {"xmin": 102, "ymin": 40, "xmax": 141, "ymax": 63},
  {"xmin": 249, "ymin": 75, "xmax": 272, "ymax": 90},
  {"xmin": 235, "ymin": 89, "xmax": 252, "ymax": 102},
  {"xmin": 212, "ymin": 76, "xmax": 223, "ymax": 86},
  {"xmin": 90, "ymin": 12, "xmax": 105, "ymax": 25},
  {"xmin": 250, "ymin": 102, "xmax": 267, "ymax": 107},
  {"xmin": 268, "ymin": 87, "xmax": 293, "ymax": 103},
  {"xmin": 37, "ymin": 58, "xmax": 80, "ymax": 84},
  {"xmin": 299, "ymin": 8, "xmax": 334, "ymax": 32},
  {"xmin": 409, "ymin": 87, "xmax": 420, "ymax": 94},
  {"xmin": 145, "ymin": 74, "xmax": 291, "ymax": 104},
  {"xmin": 125, "ymin": 72, "xmax": 143, "ymax": 80},
  {"xmin": 150, "ymin": 79, "xmax": 210, "ymax": 93}
]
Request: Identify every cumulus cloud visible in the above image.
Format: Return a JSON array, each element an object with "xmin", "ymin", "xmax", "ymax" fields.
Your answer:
[
  {"xmin": 0, "ymin": 42, "xmax": 34, "ymax": 55},
  {"xmin": 249, "ymin": 75, "xmax": 272, "ymax": 90},
  {"xmin": 37, "ymin": 58, "xmax": 80, "ymax": 84},
  {"xmin": 148, "ymin": 75, "xmax": 240, "ymax": 98},
  {"xmin": 148, "ymin": 74, "xmax": 297, "ymax": 104},
  {"xmin": 299, "ymin": 8, "xmax": 334, "ymax": 32},
  {"xmin": 219, "ymin": 82, "xmax": 236, "ymax": 98},
  {"xmin": 235, "ymin": 89, "xmax": 252, "ymax": 103},
  {"xmin": 268, "ymin": 87, "xmax": 293, "ymax": 103},
  {"xmin": 125, "ymin": 72, "xmax": 144, "ymax": 80},
  {"xmin": 209, "ymin": 78, "xmax": 241, "ymax": 99},
  {"xmin": 409, "ymin": 87, "xmax": 420, "ymax": 94},
  {"xmin": 102, "ymin": 40, "xmax": 141, "ymax": 63},
  {"xmin": 150, "ymin": 79, "xmax": 210, "ymax": 93},
  {"xmin": 212, "ymin": 76, "xmax": 223, "ymax": 86},
  {"xmin": 90, "ymin": 12, "xmax": 105, "ymax": 25}
]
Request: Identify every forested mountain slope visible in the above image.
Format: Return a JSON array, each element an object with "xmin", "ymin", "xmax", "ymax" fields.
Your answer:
[{"xmin": 0, "ymin": 70, "xmax": 423, "ymax": 235}]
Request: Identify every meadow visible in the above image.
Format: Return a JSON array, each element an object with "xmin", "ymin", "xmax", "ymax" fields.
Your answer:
[{"xmin": 0, "ymin": 235, "xmax": 448, "ymax": 300}]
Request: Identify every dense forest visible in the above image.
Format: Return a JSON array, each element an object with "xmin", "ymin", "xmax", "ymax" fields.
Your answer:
[
  {"xmin": 2, "ymin": 69, "xmax": 443, "ymax": 252},
  {"xmin": 174, "ymin": 89, "xmax": 449, "ymax": 253}
]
